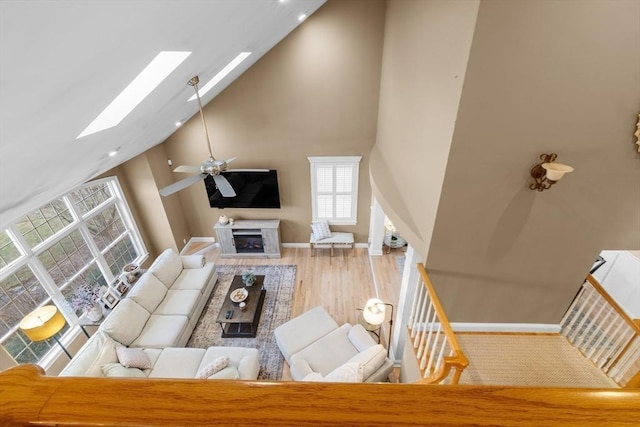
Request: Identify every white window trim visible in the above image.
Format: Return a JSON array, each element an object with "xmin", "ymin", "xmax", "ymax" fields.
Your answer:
[
  {"xmin": 0, "ymin": 176, "xmax": 148, "ymax": 363},
  {"xmin": 308, "ymin": 156, "xmax": 361, "ymax": 226}
]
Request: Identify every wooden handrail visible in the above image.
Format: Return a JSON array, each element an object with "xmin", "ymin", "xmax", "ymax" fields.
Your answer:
[
  {"xmin": 410, "ymin": 263, "xmax": 468, "ymax": 383},
  {"xmin": 586, "ymin": 274, "xmax": 640, "ymax": 334},
  {"xmin": 1, "ymin": 365, "xmax": 639, "ymax": 426}
]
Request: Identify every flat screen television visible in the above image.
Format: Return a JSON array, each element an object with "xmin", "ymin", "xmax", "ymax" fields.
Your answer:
[{"xmin": 204, "ymin": 170, "xmax": 281, "ymax": 209}]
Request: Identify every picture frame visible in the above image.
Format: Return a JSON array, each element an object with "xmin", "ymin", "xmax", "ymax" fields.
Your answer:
[
  {"xmin": 112, "ymin": 280, "xmax": 129, "ymax": 297},
  {"xmin": 101, "ymin": 288, "xmax": 120, "ymax": 309}
]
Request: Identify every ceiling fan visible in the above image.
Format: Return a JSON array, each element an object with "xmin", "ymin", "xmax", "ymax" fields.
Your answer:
[{"xmin": 159, "ymin": 76, "xmax": 266, "ymax": 198}]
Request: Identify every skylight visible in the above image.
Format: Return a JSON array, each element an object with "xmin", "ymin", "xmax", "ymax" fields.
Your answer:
[
  {"xmin": 188, "ymin": 52, "xmax": 251, "ymax": 101},
  {"xmin": 77, "ymin": 51, "xmax": 191, "ymax": 139}
]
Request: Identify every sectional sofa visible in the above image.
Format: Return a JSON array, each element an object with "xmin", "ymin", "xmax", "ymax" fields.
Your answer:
[{"xmin": 60, "ymin": 249, "xmax": 260, "ymax": 380}]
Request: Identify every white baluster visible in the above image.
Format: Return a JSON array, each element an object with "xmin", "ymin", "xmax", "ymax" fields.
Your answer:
[
  {"xmin": 425, "ymin": 324, "xmax": 442, "ymax": 375},
  {"xmin": 414, "ymin": 291, "xmax": 428, "ymax": 348},
  {"xmin": 569, "ymin": 286, "xmax": 599, "ymax": 343},
  {"xmin": 416, "ymin": 302, "xmax": 433, "ymax": 358},
  {"xmin": 577, "ymin": 301, "xmax": 608, "ymax": 352},
  {"xmin": 602, "ymin": 329, "xmax": 635, "ymax": 373},
  {"xmin": 434, "ymin": 335, "xmax": 448, "ymax": 374},
  {"xmin": 586, "ymin": 308, "xmax": 616, "ymax": 360},
  {"xmin": 594, "ymin": 319, "xmax": 626, "ymax": 369}
]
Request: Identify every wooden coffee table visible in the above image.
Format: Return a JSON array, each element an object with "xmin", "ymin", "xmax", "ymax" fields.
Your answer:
[{"xmin": 216, "ymin": 275, "xmax": 266, "ymax": 338}]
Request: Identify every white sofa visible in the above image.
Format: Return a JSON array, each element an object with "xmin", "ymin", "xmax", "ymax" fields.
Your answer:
[
  {"xmin": 60, "ymin": 331, "xmax": 260, "ymax": 380},
  {"xmin": 274, "ymin": 306, "xmax": 394, "ymax": 382},
  {"xmin": 60, "ymin": 249, "xmax": 260, "ymax": 380}
]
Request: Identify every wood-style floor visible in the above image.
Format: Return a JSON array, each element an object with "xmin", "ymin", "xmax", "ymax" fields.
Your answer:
[{"xmin": 191, "ymin": 243, "xmax": 406, "ymax": 381}]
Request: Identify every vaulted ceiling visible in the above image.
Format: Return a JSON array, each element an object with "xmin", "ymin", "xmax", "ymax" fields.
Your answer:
[{"xmin": 0, "ymin": 0, "xmax": 325, "ymax": 226}]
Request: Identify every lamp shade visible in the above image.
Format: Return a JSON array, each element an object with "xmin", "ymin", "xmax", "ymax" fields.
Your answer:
[
  {"xmin": 363, "ymin": 298, "xmax": 386, "ymax": 326},
  {"xmin": 542, "ymin": 162, "xmax": 574, "ymax": 181},
  {"xmin": 19, "ymin": 305, "xmax": 66, "ymax": 342}
]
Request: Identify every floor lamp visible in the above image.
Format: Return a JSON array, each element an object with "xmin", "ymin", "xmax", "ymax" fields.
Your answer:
[
  {"xmin": 19, "ymin": 305, "xmax": 72, "ymax": 359},
  {"xmin": 363, "ymin": 298, "xmax": 394, "ymax": 357}
]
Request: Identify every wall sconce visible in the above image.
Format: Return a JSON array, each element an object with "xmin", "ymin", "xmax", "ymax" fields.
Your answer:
[{"xmin": 529, "ymin": 153, "xmax": 574, "ymax": 192}]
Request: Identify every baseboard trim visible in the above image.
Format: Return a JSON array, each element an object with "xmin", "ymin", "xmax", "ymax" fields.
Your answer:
[
  {"xmin": 281, "ymin": 243, "xmax": 368, "ymax": 249},
  {"xmin": 450, "ymin": 323, "xmax": 561, "ymax": 333},
  {"xmin": 368, "ymin": 247, "xmax": 384, "ymax": 256},
  {"xmin": 282, "ymin": 243, "xmax": 308, "ymax": 248}
]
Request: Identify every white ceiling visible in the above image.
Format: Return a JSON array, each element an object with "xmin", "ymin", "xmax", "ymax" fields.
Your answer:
[{"xmin": 0, "ymin": 0, "xmax": 325, "ymax": 226}]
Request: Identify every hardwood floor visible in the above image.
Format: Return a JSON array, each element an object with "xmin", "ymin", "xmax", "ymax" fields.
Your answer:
[{"xmin": 194, "ymin": 244, "xmax": 405, "ymax": 380}]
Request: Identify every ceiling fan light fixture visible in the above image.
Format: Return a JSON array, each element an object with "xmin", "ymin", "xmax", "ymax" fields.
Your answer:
[
  {"xmin": 187, "ymin": 52, "xmax": 251, "ymax": 101},
  {"xmin": 77, "ymin": 51, "xmax": 191, "ymax": 139}
]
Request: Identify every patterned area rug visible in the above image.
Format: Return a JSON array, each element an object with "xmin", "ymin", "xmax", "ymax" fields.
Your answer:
[{"xmin": 187, "ymin": 265, "xmax": 296, "ymax": 380}]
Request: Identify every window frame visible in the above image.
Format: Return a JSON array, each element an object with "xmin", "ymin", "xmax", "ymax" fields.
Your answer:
[
  {"xmin": 308, "ymin": 156, "xmax": 361, "ymax": 225},
  {"xmin": 0, "ymin": 176, "xmax": 147, "ymax": 366}
]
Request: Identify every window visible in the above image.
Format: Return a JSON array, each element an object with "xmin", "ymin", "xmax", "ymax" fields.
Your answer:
[
  {"xmin": 0, "ymin": 177, "xmax": 146, "ymax": 365},
  {"xmin": 308, "ymin": 156, "xmax": 361, "ymax": 225}
]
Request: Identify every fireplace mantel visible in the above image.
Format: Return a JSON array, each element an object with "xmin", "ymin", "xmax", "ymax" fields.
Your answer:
[{"xmin": 214, "ymin": 220, "xmax": 281, "ymax": 258}]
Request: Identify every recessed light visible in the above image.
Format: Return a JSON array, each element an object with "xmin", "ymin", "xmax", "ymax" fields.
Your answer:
[
  {"xmin": 108, "ymin": 150, "xmax": 118, "ymax": 157},
  {"xmin": 188, "ymin": 52, "xmax": 251, "ymax": 101},
  {"xmin": 298, "ymin": 13, "xmax": 307, "ymax": 21},
  {"xmin": 175, "ymin": 121, "xmax": 182, "ymax": 127},
  {"xmin": 78, "ymin": 51, "xmax": 191, "ymax": 139}
]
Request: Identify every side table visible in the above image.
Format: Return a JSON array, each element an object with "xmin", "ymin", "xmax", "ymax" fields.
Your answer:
[{"xmin": 78, "ymin": 312, "xmax": 108, "ymax": 338}]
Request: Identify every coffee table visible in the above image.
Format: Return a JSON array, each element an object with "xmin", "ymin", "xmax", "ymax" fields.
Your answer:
[{"xmin": 216, "ymin": 275, "xmax": 266, "ymax": 338}]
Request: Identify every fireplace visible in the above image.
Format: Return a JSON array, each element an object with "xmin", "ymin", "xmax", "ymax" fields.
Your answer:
[{"xmin": 233, "ymin": 231, "xmax": 264, "ymax": 253}]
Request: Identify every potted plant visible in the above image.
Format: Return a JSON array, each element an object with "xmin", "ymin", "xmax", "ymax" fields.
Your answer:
[
  {"xmin": 70, "ymin": 282, "xmax": 103, "ymax": 321},
  {"xmin": 242, "ymin": 272, "xmax": 256, "ymax": 286}
]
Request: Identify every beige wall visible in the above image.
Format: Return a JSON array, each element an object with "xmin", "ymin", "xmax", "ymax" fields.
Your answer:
[
  {"xmin": 99, "ymin": 144, "xmax": 191, "ymax": 259},
  {"xmin": 148, "ymin": 0, "xmax": 386, "ymax": 244},
  {"xmin": 371, "ymin": 0, "xmax": 480, "ymax": 257},
  {"xmin": 425, "ymin": 0, "xmax": 640, "ymax": 323}
]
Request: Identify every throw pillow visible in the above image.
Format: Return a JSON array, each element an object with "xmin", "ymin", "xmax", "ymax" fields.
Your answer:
[
  {"xmin": 116, "ymin": 347, "xmax": 152, "ymax": 369},
  {"xmin": 101, "ymin": 363, "xmax": 147, "ymax": 378},
  {"xmin": 208, "ymin": 366, "xmax": 240, "ymax": 380},
  {"xmin": 196, "ymin": 356, "xmax": 229, "ymax": 379},
  {"xmin": 311, "ymin": 220, "xmax": 332, "ymax": 241}
]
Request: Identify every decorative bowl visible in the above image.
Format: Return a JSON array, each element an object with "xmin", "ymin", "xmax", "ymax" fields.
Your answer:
[
  {"xmin": 123, "ymin": 263, "xmax": 139, "ymax": 274},
  {"xmin": 230, "ymin": 288, "xmax": 248, "ymax": 303}
]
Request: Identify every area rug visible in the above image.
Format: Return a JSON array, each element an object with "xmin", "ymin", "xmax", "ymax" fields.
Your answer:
[{"xmin": 187, "ymin": 265, "xmax": 296, "ymax": 380}]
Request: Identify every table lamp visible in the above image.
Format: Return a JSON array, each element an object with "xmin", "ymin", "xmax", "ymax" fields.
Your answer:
[{"xmin": 19, "ymin": 305, "xmax": 72, "ymax": 359}]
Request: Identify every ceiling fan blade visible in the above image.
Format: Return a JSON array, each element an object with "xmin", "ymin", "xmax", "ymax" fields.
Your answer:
[
  {"xmin": 212, "ymin": 174, "xmax": 237, "ymax": 197},
  {"xmin": 173, "ymin": 165, "xmax": 202, "ymax": 174},
  {"xmin": 159, "ymin": 174, "xmax": 207, "ymax": 197},
  {"xmin": 226, "ymin": 168, "xmax": 270, "ymax": 172}
]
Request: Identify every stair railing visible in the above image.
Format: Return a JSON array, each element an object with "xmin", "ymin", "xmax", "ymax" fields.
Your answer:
[
  {"xmin": 407, "ymin": 263, "xmax": 468, "ymax": 384},
  {"xmin": 561, "ymin": 274, "xmax": 640, "ymax": 388}
]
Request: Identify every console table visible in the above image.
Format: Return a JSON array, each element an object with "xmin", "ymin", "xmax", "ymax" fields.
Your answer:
[{"xmin": 214, "ymin": 219, "xmax": 281, "ymax": 258}]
